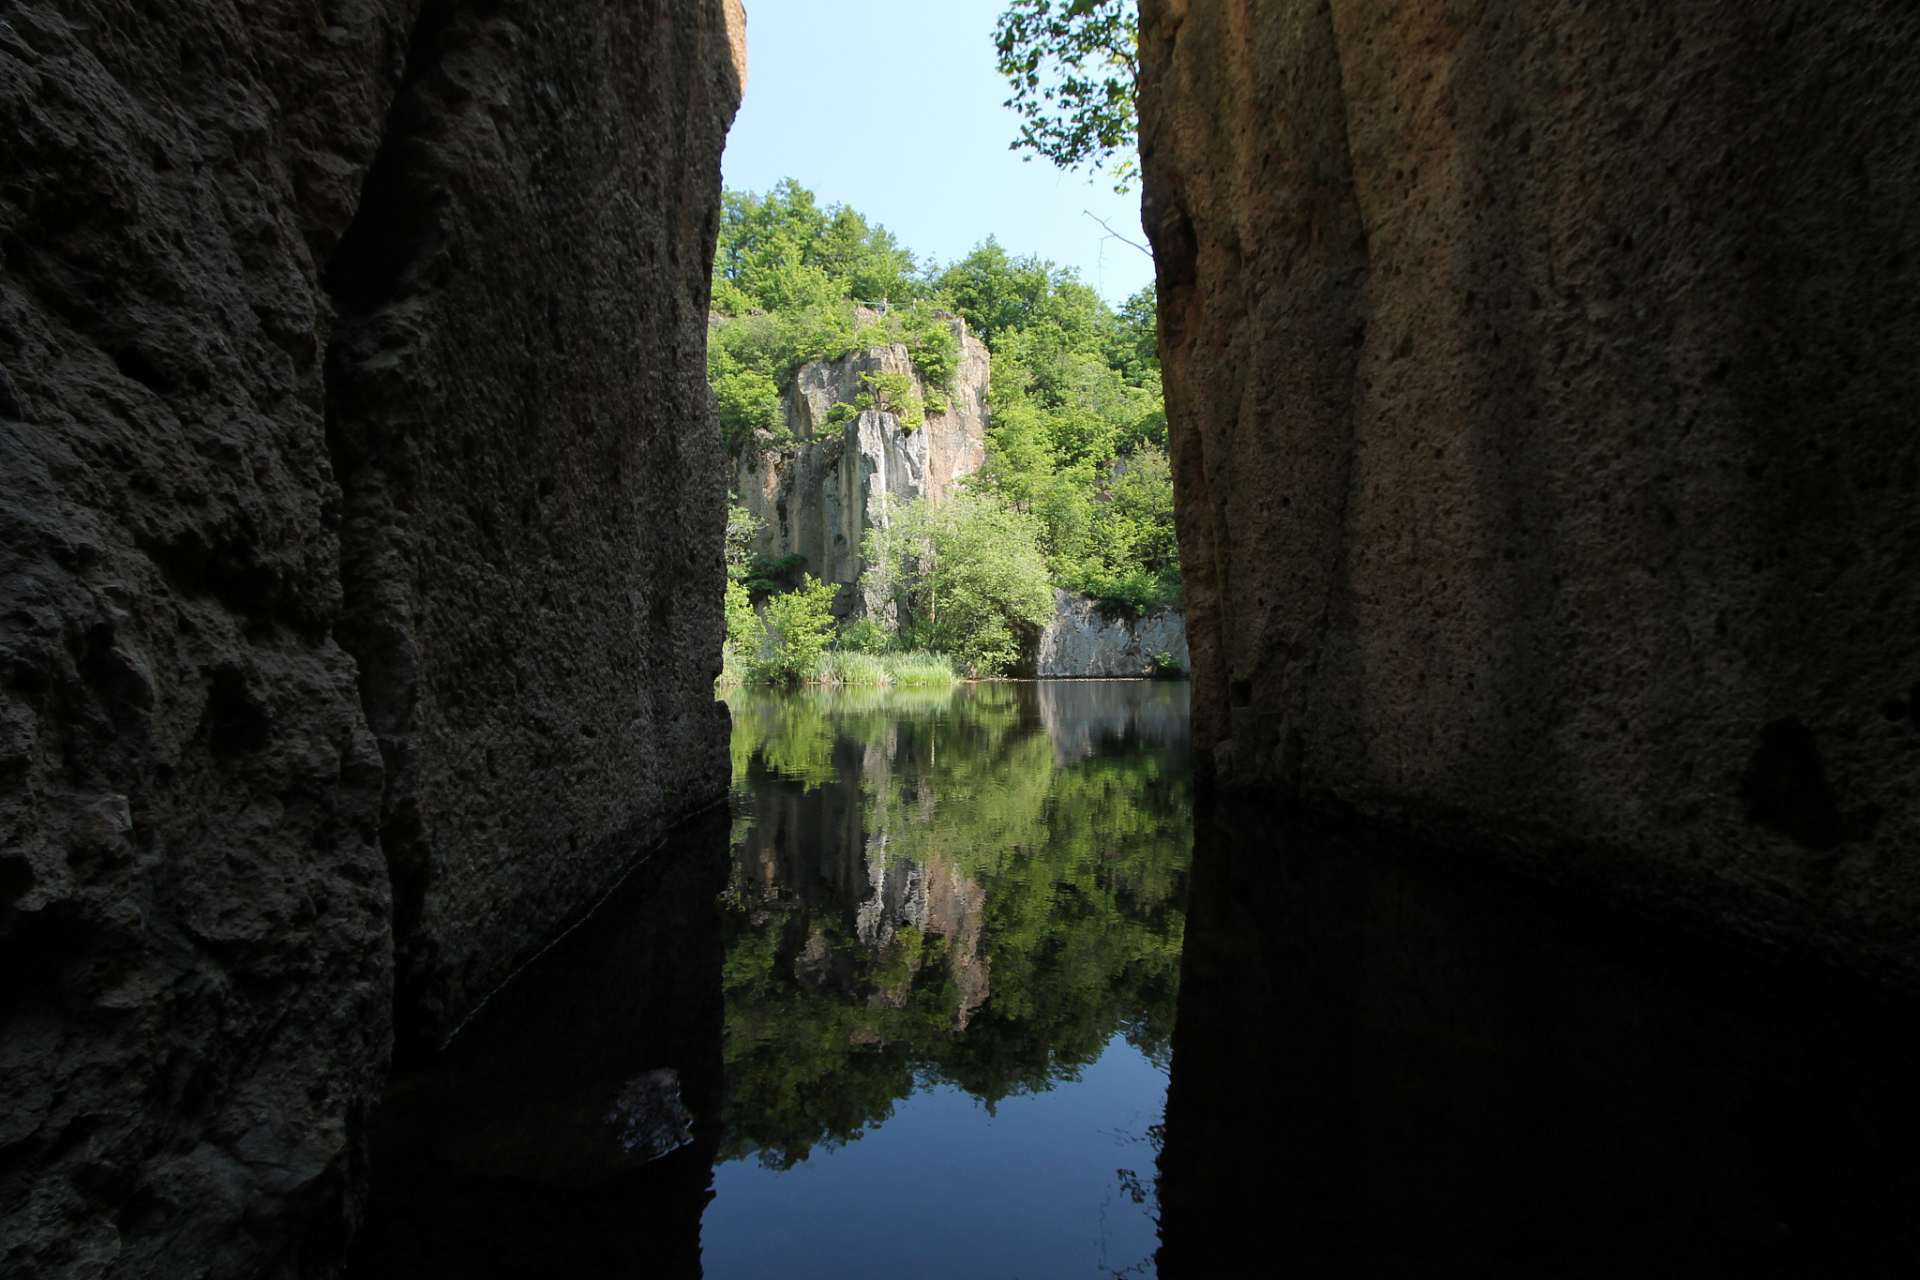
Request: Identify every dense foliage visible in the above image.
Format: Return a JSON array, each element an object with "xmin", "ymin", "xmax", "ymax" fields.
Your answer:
[
  {"xmin": 719, "ymin": 684, "xmax": 1190, "ymax": 1169},
  {"xmin": 708, "ymin": 181, "xmax": 957, "ymax": 453},
  {"xmin": 861, "ymin": 493, "xmax": 1056, "ymax": 674},
  {"xmin": 709, "ymin": 180, "xmax": 1179, "ymax": 673},
  {"xmin": 941, "ymin": 239, "xmax": 1176, "ymax": 612}
]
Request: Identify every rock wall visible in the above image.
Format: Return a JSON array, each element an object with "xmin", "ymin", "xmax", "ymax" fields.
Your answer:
[
  {"xmin": 0, "ymin": 1, "xmax": 741, "ymax": 1275},
  {"xmin": 733, "ymin": 318, "xmax": 988, "ymax": 613},
  {"xmin": 1139, "ymin": 1, "xmax": 1920, "ymax": 978},
  {"xmin": 1037, "ymin": 589, "xmax": 1188, "ymax": 678},
  {"xmin": 325, "ymin": 0, "xmax": 738, "ymax": 1050}
]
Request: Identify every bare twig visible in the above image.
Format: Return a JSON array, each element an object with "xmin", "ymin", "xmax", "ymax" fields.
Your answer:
[{"xmin": 1083, "ymin": 210, "xmax": 1152, "ymax": 258}]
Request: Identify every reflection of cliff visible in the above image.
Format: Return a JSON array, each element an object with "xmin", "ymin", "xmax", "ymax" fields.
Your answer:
[
  {"xmin": 854, "ymin": 834, "xmax": 993, "ymax": 1029},
  {"xmin": 718, "ymin": 685, "xmax": 1190, "ymax": 1168},
  {"xmin": 733, "ymin": 316, "xmax": 988, "ymax": 611},
  {"xmin": 1036, "ymin": 680, "xmax": 1192, "ymax": 767},
  {"xmin": 731, "ymin": 716, "xmax": 990, "ymax": 1031}
]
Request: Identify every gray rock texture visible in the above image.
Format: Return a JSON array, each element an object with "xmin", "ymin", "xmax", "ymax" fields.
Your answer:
[
  {"xmin": 325, "ymin": 0, "xmax": 740, "ymax": 1050},
  {"xmin": 1037, "ymin": 589, "xmax": 1188, "ymax": 678},
  {"xmin": 733, "ymin": 317, "xmax": 988, "ymax": 614},
  {"xmin": 0, "ymin": 1, "xmax": 741, "ymax": 1275},
  {"xmin": 1139, "ymin": 0, "xmax": 1920, "ymax": 980}
]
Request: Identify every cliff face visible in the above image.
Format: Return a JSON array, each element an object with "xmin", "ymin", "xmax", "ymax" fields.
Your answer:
[
  {"xmin": 733, "ymin": 318, "xmax": 988, "ymax": 612},
  {"xmin": 325, "ymin": 0, "xmax": 738, "ymax": 1049},
  {"xmin": 0, "ymin": 1, "xmax": 740, "ymax": 1274},
  {"xmin": 1139, "ymin": 1, "xmax": 1920, "ymax": 976},
  {"xmin": 1037, "ymin": 590, "xmax": 1189, "ymax": 678}
]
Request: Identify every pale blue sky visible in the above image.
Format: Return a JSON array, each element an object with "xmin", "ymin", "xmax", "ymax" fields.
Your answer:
[{"xmin": 722, "ymin": 0, "xmax": 1153, "ymax": 304}]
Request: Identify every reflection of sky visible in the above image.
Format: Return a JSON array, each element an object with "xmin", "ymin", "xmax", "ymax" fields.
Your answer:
[{"xmin": 703, "ymin": 1035, "xmax": 1165, "ymax": 1280}]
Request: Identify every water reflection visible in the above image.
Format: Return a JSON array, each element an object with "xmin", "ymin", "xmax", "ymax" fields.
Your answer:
[
  {"xmin": 347, "ymin": 811, "xmax": 731, "ymax": 1279},
  {"xmin": 345, "ymin": 682, "xmax": 1191, "ymax": 1280},
  {"xmin": 716, "ymin": 681, "xmax": 1191, "ymax": 1171},
  {"xmin": 341, "ymin": 680, "xmax": 1920, "ymax": 1278},
  {"xmin": 1157, "ymin": 799, "xmax": 1920, "ymax": 1278}
]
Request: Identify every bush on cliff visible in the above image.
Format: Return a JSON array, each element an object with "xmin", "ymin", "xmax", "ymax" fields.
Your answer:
[
  {"xmin": 709, "ymin": 301, "xmax": 959, "ymax": 453},
  {"xmin": 710, "ymin": 180, "xmax": 1180, "ymax": 621}
]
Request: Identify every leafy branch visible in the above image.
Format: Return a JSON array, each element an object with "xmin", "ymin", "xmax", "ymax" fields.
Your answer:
[{"xmin": 994, "ymin": 0, "xmax": 1139, "ymax": 190}]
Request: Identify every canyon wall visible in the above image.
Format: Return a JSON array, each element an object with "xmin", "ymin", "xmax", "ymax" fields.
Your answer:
[
  {"xmin": 733, "ymin": 318, "xmax": 988, "ymax": 614},
  {"xmin": 325, "ymin": 0, "xmax": 738, "ymax": 1050},
  {"xmin": 0, "ymin": 1, "xmax": 741, "ymax": 1275},
  {"xmin": 1139, "ymin": 1, "xmax": 1920, "ymax": 978}
]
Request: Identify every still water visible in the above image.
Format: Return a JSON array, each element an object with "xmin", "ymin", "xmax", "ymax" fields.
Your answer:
[
  {"xmin": 349, "ymin": 680, "xmax": 1191, "ymax": 1279},
  {"xmin": 703, "ymin": 681, "xmax": 1189, "ymax": 1278},
  {"xmin": 348, "ymin": 680, "xmax": 1920, "ymax": 1278}
]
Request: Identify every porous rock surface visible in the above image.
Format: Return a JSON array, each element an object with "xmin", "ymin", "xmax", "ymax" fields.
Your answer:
[
  {"xmin": 325, "ymin": 0, "xmax": 739, "ymax": 1049},
  {"xmin": 1139, "ymin": 0, "xmax": 1920, "ymax": 979},
  {"xmin": 733, "ymin": 317, "xmax": 988, "ymax": 614},
  {"xmin": 0, "ymin": 1, "xmax": 741, "ymax": 1275},
  {"xmin": 1036, "ymin": 589, "xmax": 1188, "ymax": 678}
]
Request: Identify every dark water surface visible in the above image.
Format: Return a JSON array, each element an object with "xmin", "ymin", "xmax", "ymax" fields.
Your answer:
[
  {"xmin": 349, "ymin": 681, "xmax": 1189, "ymax": 1279},
  {"xmin": 348, "ymin": 681, "xmax": 1920, "ymax": 1278}
]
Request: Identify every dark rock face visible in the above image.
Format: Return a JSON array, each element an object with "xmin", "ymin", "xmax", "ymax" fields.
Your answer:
[
  {"xmin": 324, "ymin": 0, "xmax": 738, "ymax": 1049},
  {"xmin": 0, "ymin": 1, "xmax": 740, "ymax": 1274},
  {"xmin": 1138, "ymin": 1, "xmax": 1920, "ymax": 980}
]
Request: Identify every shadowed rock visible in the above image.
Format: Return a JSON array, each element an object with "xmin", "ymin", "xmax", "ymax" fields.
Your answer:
[
  {"xmin": 1138, "ymin": 0, "xmax": 1920, "ymax": 984},
  {"xmin": 0, "ymin": 1, "xmax": 742, "ymax": 1273}
]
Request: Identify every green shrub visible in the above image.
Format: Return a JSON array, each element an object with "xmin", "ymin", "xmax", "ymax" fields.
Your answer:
[
  {"xmin": 837, "ymin": 615, "xmax": 895, "ymax": 654},
  {"xmin": 744, "ymin": 552, "xmax": 809, "ymax": 597},
  {"xmin": 726, "ymin": 502, "xmax": 765, "ymax": 578},
  {"xmin": 752, "ymin": 576, "xmax": 839, "ymax": 686},
  {"xmin": 857, "ymin": 369, "xmax": 925, "ymax": 432}
]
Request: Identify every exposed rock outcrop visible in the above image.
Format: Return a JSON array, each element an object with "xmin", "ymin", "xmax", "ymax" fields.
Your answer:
[
  {"xmin": 1037, "ymin": 589, "xmax": 1188, "ymax": 678},
  {"xmin": 0, "ymin": 2, "xmax": 741, "ymax": 1274},
  {"xmin": 732, "ymin": 317, "xmax": 988, "ymax": 613},
  {"xmin": 1139, "ymin": 1, "xmax": 1920, "ymax": 979}
]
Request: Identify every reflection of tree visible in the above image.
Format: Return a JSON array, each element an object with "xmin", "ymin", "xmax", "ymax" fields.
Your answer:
[{"xmin": 718, "ymin": 685, "xmax": 1189, "ymax": 1169}]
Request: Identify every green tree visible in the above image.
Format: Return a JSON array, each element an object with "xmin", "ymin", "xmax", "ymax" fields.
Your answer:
[
  {"xmin": 1081, "ymin": 446, "xmax": 1180, "ymax": 610},
  {"xmin": 863, "ymin": 494, "xmax": 1055, "ymax": 675},
  {"xmin": 995, "ymin": 0, "xmax": 1139, "ymax": 189},
  {"xmin": 714, "ymin": 179, "xmax": 923, "ymax": 313},
  {"xmin": 725, "ymin": 501, "xmax": 765, "ymax": 578},
  {"xmin": 723, "ymin": 578, "xmax": 764, "ymax": 671},
  {"xmin": 931, "ymin": 239, "xmax": 1057, "ymax": 347}
]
